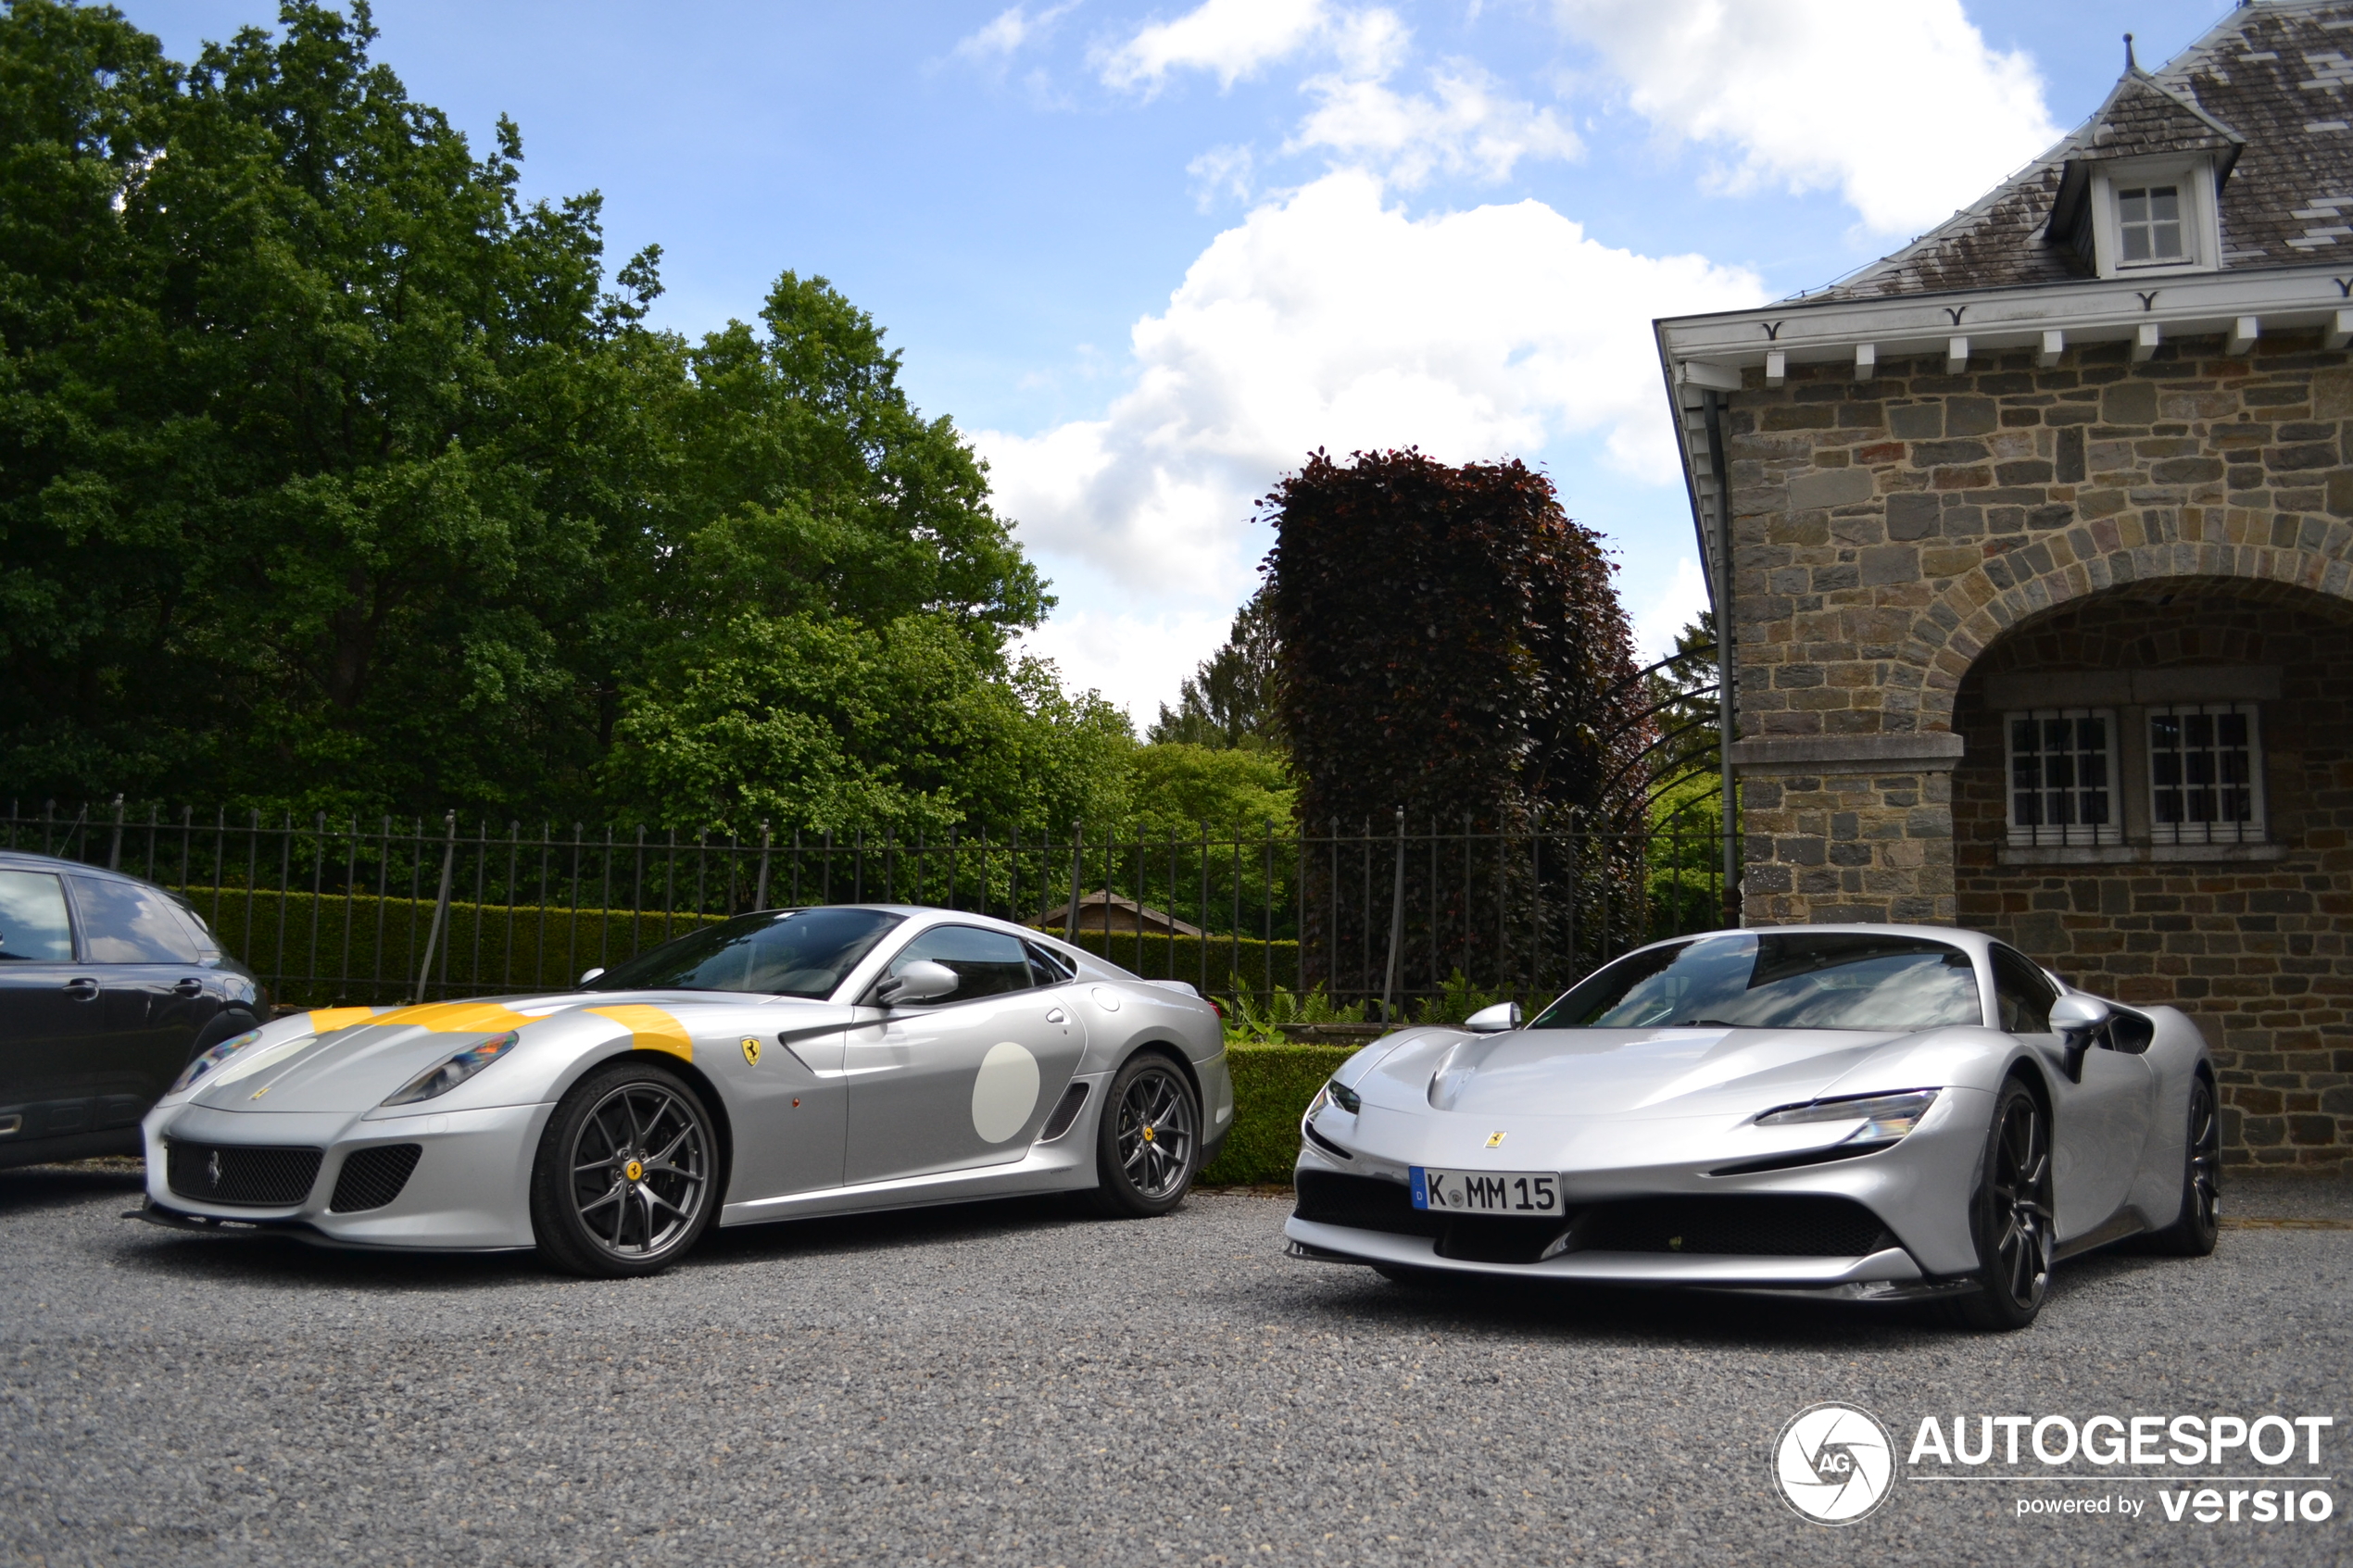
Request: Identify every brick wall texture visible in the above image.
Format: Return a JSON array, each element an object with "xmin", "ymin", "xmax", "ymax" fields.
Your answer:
[{"xmin": 1723, "ymin": 331, "xmax": 2353, "ymax": 1164}]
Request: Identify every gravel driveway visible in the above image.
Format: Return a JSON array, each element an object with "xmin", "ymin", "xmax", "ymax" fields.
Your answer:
[{"xmin": 2, "ymin": 1161, "xmax": 2346, "ymax": 1567}]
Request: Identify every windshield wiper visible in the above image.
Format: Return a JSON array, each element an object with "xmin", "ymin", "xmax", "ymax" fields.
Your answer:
[{"xmin": 1668, "ymin": 1017, "xmax": 1743, "ymax": 1027}]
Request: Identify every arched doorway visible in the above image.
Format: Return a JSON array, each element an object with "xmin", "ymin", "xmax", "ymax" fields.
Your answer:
[{"xmin": 1951, "ymin": 578, "xmax": 2353, "ymax": 1164}]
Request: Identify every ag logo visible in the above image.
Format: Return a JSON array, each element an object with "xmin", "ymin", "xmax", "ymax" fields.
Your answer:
[
  {"xmin": 740, "ymin": 1035, "xmax": 762, "ymax": 1067},
  {"xmin": 1772, "ymin": 1402, "xmax": 1895, "ymax": 1524}
]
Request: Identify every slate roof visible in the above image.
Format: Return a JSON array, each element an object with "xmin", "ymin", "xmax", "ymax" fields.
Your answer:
[{"xmin": 1817, "ymin": 0, "xmax": 2353, "ymax": 301}]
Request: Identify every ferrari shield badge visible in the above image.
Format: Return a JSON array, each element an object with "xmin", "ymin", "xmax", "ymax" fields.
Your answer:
[
  {"xmin": 1485, "ymin": 1131, "xmax": 1505, "ymax": 1148},
  {"xmin": 740, "ymin": 1036, "xmax": 761, "ymax": 1067}
]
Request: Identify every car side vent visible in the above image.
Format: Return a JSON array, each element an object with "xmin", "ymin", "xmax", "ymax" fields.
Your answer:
[
  {"xmin": 329, "ymin": 1144, "xmax": 423, "ymax": 1212},
  {"xmin": 1039, "ymin": 1083, "xmax": 1089, "ymax": 1141}
]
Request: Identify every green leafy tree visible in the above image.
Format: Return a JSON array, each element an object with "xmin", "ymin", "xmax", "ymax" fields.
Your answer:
[{"xmin": 1148, "ymin": 584, "xmax": 1280, "ymax": 751}]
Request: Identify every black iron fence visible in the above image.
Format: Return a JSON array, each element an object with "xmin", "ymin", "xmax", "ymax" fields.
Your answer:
[{"xmin": 6, "ymin": 798, "xmax": 1730, "ymax": 1015}]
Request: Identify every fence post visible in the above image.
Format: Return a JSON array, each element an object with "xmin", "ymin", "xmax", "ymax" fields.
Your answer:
[
  {"xmin": 107, "ymin": 794, "xmax": 124, "ymax": 870},
  {"xmin": 413, "ymin": 811, "xmax": 459, "ymax": 1005},
  {"xmin": 755, "ymin": 821, "xmax": 773, "ymax": 910},
  {"xmin": 1380, "ymin": 807, "xmax": 1405, "ymax": 1022},
  {"xmin": 1063, "ymin": 822, "xmax": 1084, "ymax": 945}
]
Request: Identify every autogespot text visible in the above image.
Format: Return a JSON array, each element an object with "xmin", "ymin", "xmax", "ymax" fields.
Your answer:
[{"xmin": 1906, "ymin": 1413, "xmax": 2337, "ymax": 1526}]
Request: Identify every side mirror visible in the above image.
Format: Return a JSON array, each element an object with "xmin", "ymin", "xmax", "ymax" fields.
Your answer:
[
  {"xmin": 2047, "ymin": 993, "xmax": 2110, "ymax": 1083},
  {"xmin": 1465, "ymin": 1000, "xmax": 1523, "ymax": 1034},
  {"xmin": 875, "ymin": 960, "xmax": 959, "ymax": 1008},
  {"xmin": 577, "ymin": 967, "xmax": 605, "ymax": 986}
]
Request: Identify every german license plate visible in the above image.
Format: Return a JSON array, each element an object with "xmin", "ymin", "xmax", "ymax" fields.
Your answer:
[{"xmin": 1411, "ymin": 1167, "xmax": 1562, "ymax": 1215}]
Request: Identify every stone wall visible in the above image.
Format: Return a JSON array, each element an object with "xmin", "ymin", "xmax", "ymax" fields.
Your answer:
[{"xmin": 1720, "ymin": 329, "xmax": 2353, "ymax": 1163}]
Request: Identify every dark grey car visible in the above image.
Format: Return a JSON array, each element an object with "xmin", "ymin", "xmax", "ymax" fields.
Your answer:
[{"xmin": 0, "ymin": 851, "xmax": 267, "ymax": 1168}]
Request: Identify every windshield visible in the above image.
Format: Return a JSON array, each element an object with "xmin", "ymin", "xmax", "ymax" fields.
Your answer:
[
  {"xmin": 1530, "ymin": 933, "xmax": 1985, "ymax": 1032},
  {"xmin": 585, "ymin": 908, "xmax": 902, "ymax": 998}
]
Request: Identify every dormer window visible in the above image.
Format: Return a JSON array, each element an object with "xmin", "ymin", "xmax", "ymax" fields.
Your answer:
[{"xmin": 2116, "ymin": 184, "xmax": 2185, "ymax": 263}]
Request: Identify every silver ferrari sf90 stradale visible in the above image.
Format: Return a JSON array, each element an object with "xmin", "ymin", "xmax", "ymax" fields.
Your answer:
[
  {"xmin": 137, "ymin": 907, "xmax": 1229, "ymax": 1275},
  {"xmin": 1285, "ymin": 925, "xmax": 2218, "ymax": 1329}
]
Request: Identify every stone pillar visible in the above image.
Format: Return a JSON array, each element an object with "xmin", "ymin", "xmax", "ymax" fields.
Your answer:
[{"xmin": 1727, "ymin": 734, "xmax": 1965, "ymax": 926}]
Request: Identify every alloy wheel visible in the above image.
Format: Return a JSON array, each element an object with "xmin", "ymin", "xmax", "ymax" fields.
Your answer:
[
  {"xmin": 1987, "ymin": 1092, "xmax": 2053, "ymax": 1311},
  {"xmin": 1114, "ymin": 1065, "xmax": 1196, "ymax": 1201},
  {"xmin": 2185, "ymin": 1079, "xmax": 2221, "ymax": 1234},
  {"xmin": 567, "ymin": 1081, "xmax": 710, "ymax": 1260}
]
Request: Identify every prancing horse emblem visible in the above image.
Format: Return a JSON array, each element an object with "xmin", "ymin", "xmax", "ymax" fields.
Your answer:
[
  {"xmin": 1485, "ymin": 1131, "xmax": 1505, "ymax": 1148},
  {"xmin": 740, "ymin": 1035, "xmax": 761, "ymax": 1067},
  {"xmin": 205, "ymin": 1150, "xmax": 222, "ymax": 1188}
]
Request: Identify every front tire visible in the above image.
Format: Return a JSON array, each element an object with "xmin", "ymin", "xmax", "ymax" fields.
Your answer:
[
  {"xmin": 530, "ymin": 1060, "xmax": 718, "ymax": 1277},
  {"xmin": 2141, "ymin": 1075, "xmax": 2221, "ymax": 1257},
  {"xmin": 1948, "ymin": 1077, "xmax": 2054, "ymax": 1332},
  {"xmin": 1086, "ymin": 1052, "xmax": 1200, "ymax": 1217}
]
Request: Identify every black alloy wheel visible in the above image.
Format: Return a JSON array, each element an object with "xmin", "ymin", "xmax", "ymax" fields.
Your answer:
[
  {"xmin": 2141, "ymin": 1075, "xmax": 2221, "ymax": 1257},
  {"xmin": 1088, "ymin": 1052, "xmax": 1199, "ymax": 1218},
  {"xmin": 530, "ymin": 1060, "xmax": 717, "ymax": 1277},
  {"xmin": 1950, "ymin": 1078, "xmax": 2054, "ymax": 1332}
]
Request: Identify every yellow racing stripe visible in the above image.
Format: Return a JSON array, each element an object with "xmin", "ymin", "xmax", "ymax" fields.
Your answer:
[
  {"xmin": 370, "ymin": 1000, "xmax": 542, "ymax": 1035},
  {"xmin": 585, "ymin": 1005, "xmax": 694, "ymax": 1061},
  {"xmin": 304, "ymin": 1006, "xmax": 385, "ymax": 1035}
]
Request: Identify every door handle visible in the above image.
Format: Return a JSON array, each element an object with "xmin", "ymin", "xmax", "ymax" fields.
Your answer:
[
  {"xmin": 64, "ymin": 977, "xmax": 100, "ymax": 1002},
  {"xmin": 1045, "ymin": 1007, "xmax": 1067, "ymax": 1024},
  {"xmin": 173, "ymin": 978, "xmax": 205, "ymax": 997}
]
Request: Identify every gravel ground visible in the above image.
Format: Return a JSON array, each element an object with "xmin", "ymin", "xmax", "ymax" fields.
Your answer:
[{"xmin": 1, "ymin": 1161, "xmax": 2347, "ymax": 1567}]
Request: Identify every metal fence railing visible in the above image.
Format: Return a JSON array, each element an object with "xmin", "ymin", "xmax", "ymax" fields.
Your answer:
[{"xmin": 6, "ymin": 798, "xmax": 1730, "ymax": 1016}]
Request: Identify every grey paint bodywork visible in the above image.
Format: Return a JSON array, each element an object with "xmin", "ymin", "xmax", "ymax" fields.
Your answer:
[
  {"xmin": 1286, "ymin": 924, "xmax": 2210, "ymax": 1293},
  {"xmin": 140, "ymin": 907, "xmax": 1229, "ymax": 1250}
]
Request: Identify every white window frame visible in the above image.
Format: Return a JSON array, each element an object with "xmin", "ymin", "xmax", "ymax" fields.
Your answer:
[
  {"xmin": 2004, "ymin": 708, "xmax": 2122, "ymax": 847},
  {"xmin": 2088, "ymin": 157, "xmax": 2221, "ymax": 278},
  {"xmin": 2146, "ymin": 702, "xmax": 2266, "ymax": 846}
]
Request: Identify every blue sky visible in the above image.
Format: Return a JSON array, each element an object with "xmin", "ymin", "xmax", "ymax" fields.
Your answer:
[{"xmin": 132, "ymin": 0, "xmax": 2237, "ymax": 721}]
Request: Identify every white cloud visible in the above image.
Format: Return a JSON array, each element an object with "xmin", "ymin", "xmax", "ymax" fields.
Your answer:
[
  {"xmin": 1552, "ymin": 0, "xmax": 2060, "ymax": 234},
  {"xmin": 1097, "ymin": 0, "xmax": 1333, "ymax": 93},
  {"xmin": 1631, "ymin": 554, "xmax": 1710, "ymax": 662},
  {"xmin": 1186, "ymin": 143, "xmax": 1256, "ymax": 209},
  {"xmin": 1011, "ymin": 606, "xmax": 1236, "ymax": 724},
  {"xmin": 954, "ymin": 2, "xmax": 1082, "ymax": 64},
  {"xmin": 975, "ymin": 169, "xmax": 1764, "ymax": 632},
  {"xmin": 1292, "ymin": 57, "xmax": 1582, "ymax": 188}
]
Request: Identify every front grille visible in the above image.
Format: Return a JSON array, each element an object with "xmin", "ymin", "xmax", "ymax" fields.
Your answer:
[
  {"xmin": 329, "ymin": 1144, "xmax": 423, "ymax": 1212},
  {"xmin": 1434, "ymin": 1216, "xmax": 1573, "ymax": 1264},
  {"xmin": 1576, "ymin": 1196, "xmax": 1892, "ymax": 1257},
  {"xmin": 165, "ymin": 1141, "xmax": 323, "ymax": 1207},
  {"xmin": 1293, "ymin": 1170, "xmax": 1441, "ymax": 1238}
]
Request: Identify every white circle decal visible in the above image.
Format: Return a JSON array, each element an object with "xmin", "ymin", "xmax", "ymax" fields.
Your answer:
[
  {"xmin": 1772, "ymin": 1402, "xmax": 1896, "ymax": 1525},
  {"xmin": 971, "ymin": 1041, "xmax": 1040, "ymax": 1143}
]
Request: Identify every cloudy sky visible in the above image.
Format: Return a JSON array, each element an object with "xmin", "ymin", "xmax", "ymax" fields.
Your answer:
[{"xmin": 140, "ymin": 0, "xmax": 2233, "ymax": 722}]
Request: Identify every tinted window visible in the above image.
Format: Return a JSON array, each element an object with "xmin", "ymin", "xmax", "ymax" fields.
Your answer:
[
  {"xmin": 68, "ymin": 875, "xmax": 200, "ymax": 963},
  {"xmin": 887, "ymin": 925, "xmax": 1035, "ymax": 1004},
  {"xmin": 0, "ymin": 871, "xmax": 74, "ymax": 961},
  {"xmin": 1025, "ymin": 940, "xmax": 1076, "ymax": 985},
  {"xmin": 1531, "ymin": 932, "xmax": 1984, "ymax": 1033},
  {"xmin": 587, "ymin": 908, "xmax": 901, "ymax": 997},
  {"xmin": 1990, "ymin": 946, "xmax": 2057, "ymax": 1035}
]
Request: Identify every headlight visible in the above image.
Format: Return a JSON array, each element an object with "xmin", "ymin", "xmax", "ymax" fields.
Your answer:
[
  {"xmin": 1755, "ymin": 1089, "xmax": 1938, "ymax": 1143},
  {"xmin": 383, "ymin": 1032, "xmax": 519, "ymax": 1107},
  {"xmin": 170, "ymin": 1029, "xmax": 263, "ymax": 1094},
  {"xmin": 1315, "ymin": 1077, "xmax": 1361, "ymax": 1115}
]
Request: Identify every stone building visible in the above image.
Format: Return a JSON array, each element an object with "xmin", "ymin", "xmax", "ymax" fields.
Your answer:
[{"xmin": 1654, "ymin": 0, "xmax": 2353, "ymax": 1165}]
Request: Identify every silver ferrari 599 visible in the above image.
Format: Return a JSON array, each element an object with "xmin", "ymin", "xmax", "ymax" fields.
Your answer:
[
  {"xmin": 137, "ymin": 906, "xmax": 1229, "ymax": 1274},
  {"xmin": 1286, "ymin": 925, "xmax": 2218, "ymax": 1330}
]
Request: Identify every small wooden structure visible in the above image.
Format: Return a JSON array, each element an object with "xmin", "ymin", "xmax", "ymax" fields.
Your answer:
[{"xmin": 1030, "ymin": 890, "xmax": 1204, "ymax": 938}]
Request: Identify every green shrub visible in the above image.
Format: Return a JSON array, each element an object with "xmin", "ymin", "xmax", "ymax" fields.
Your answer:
[{"xmin": 1200, "ymin": 1042, "xmax": 1362, "ymax": 1185}]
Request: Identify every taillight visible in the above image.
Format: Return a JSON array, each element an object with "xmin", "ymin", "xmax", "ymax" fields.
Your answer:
[{"xmin": 1210, "ymin": 998, "xmax": 1225, "ymax": 1020}]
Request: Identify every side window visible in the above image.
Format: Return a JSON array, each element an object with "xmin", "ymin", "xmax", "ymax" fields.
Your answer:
[
  {"xmin": 1024, "ymin": 941, "xmax": 1076, "ymax": 986},
  {"xmin": 1990, "ymin": 946, "xmax": 2057, "ymax": 1035},
  {"xmin": 887, "ymin": 925, "xmax": 1035, "ymax": 1004},
  {"xmin": 0, "ymin": 871, "xmax": 75, "ymax": 961},
  {"xmin": 67, "ymin": 875, "xmax": 202, "ymax": 964}
]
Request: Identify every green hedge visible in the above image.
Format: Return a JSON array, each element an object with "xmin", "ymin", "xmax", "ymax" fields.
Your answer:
[
  {"xmin": 177, "ymin": 886, "xmax": 727, "ymax": 1005},
  {"xmin": 1199, "ymin": 1042, "xmax": 1362, "ymax": 1185},
  {"xmin": 1040, "ymin": 927, "xmax": 1301, "ymax": 992}
]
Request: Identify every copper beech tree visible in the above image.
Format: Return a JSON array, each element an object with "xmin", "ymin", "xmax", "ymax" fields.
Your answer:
[{"xmin": 1263, "ymin": 448, "xmax": 1648, "ymax": 835}]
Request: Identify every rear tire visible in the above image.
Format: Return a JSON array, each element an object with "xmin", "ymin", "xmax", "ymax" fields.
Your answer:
[
  {"xmin": 530, "ymin": 1060, "xmax": 718, "ymax": 1278},
  {"xmin": 1086, "ymin": 1052, "xmax": 1199, "ymax": 1218},
  {"xmin": 1946, "ymin": 1078, "xmax": 2054, "ymax": 1332},
  {"xmin": 2140, "ymin": 1075, "xmax": 2221, "ymax": 1257}
]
